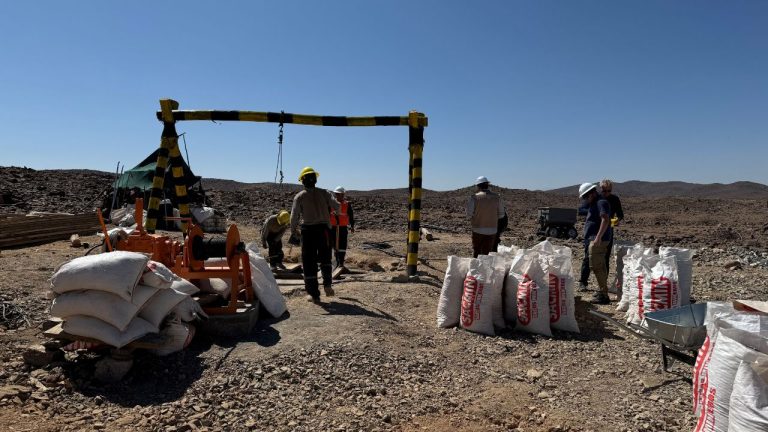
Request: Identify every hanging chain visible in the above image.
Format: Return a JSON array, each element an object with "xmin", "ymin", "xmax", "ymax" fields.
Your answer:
[{"xmin": 274, "ymin": 111, "xmax": 284, "ymax": 185}]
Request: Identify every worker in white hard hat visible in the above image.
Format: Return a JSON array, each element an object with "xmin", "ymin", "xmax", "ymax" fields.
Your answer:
[
  {"xmin": 578, "ymin": 182, "xmax": 613, "ymax": 304},
  {"xmin": 329, "ymin": 186, "xmax": 355, "ymax": 269},
  {"xmin": 466, "ymin": 176, "xmax": 506, "ymax": 257},
  {"xmin": 261, "ymin": 210, "xmax": 291, "ymax": 271},
  {"xmin": 290, "ymin": 167, "xmax": 340, "ymax": 304}
]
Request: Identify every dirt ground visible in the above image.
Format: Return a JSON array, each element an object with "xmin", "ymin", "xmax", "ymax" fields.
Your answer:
[{"xmin": 1, "ymin": 221, "xmax": 767, "ymax": 431}]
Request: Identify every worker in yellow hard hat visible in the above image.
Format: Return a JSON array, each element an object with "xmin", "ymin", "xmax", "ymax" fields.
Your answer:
[
  {"xmin": 261, "ymin": 209, "xmax": 291, "ymax": 271},
  {"xmin": 290, "ymin": 166, "xmax": 340, "ymax": 304}
]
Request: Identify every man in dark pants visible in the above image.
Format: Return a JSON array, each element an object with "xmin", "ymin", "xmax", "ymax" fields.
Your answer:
[
  {"xmin": 599, "ymin": 179, "xmax": 624, "ymax": 274},
  {"xmin": 261, "ymin": 210, "xmax": 290, "ymax": 271},
  {"xmin": 578, "ymin": 182, "xmax": 613, "ymax": 304},
  {"xmin": 290, "ymin": 166, "xmax": 340, "ymax": 304}
]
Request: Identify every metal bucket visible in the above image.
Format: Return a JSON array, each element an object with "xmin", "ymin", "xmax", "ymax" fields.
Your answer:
[{"xmin": 643, "ymin": 303, "xmax": 708, "ymax": 350}]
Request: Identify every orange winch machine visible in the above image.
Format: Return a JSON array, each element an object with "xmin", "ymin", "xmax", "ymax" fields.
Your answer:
[{"xmin": 106, "ymin": 198, "xmax": 254, "ymax": 315}]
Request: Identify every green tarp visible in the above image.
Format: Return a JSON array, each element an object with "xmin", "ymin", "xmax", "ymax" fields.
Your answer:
[{"xmin": 115, "ymin": 149, "xmax": 200, "ymax": 190}]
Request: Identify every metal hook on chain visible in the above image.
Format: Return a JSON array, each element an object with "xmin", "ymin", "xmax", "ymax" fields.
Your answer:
[{"xmin": 275, "ymin": 111, "xmax": 285, "ymax": 185}]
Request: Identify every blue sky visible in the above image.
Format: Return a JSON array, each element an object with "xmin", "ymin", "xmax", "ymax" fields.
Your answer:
[{"xmin": 1, "ymin": 1, "xmax": 766, "ymax": 191}]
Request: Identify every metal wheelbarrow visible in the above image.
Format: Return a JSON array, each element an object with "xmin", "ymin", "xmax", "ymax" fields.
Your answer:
[{"xmin": 590, "ymin": 303, "xmax": 707, "ymax": 372}]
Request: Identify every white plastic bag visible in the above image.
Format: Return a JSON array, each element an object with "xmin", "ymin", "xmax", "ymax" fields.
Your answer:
[
  {"xmin": 511, "ymin": 252, "xmax": 551, "ymax": 337},
  {"xmin": 50, "ymin": 251, "xmax": 149, "ymax": 301},
  {"xmin": 544, "ymin": 254, "xmax": 580, "ymax": 333},
  {"xmin": 727, "ymin": 352, "xmax": 768, "ymax": 432},
  {"xmin": 459, "ymin": 258, "xmax": 496, "ymax": 336},
  {"xmin": 141, "ymin": 261, "xmax": 175, "ymax": 289},
  {"xmin": 694, "ymin": 328, "xmax": 768, "ymax": 432},
  {"xmin": 139, "ymin": 288, "xmax": 189, "ymax": 329},
  {"xmin": 246, "ymin": 243, "xmax": 287, "ymax": 318},
  {"xmin": 62, "ymin": 315, "xmax": 157, "ymax": 348},
  {"xmin": 51, "ymin": 289, "xmax": 151, "ymax": 331},
  {"xmin": 659, "ymin": 247, "xmax": 693, "ymax": 305},
  {"xmin": 639, "ymin": 255, "xmax": 680, "ymax": 321},
  {"xmin": 150, "ymin": 322, "xmax": 196, "ymax": 356},
  {"xmin": 437, "ymin": 256, "xmax": 471, "ymax": 328}
]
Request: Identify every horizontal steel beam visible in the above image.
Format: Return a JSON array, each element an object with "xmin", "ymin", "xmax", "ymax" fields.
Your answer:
[{"xmin": 155, "ymin": 110, "xmax": 428, "ymax": 127}]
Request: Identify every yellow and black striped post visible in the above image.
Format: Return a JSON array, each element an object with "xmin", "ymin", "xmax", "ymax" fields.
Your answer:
[
  {"xmin": 150, "ymin": 101, "xmax": 428, "ymax": 274},
  {"xmin": 406, "ymin": 111, "xmax": 425, "ymax": 277},
  {"xmin": 147, "ymin": 99, "xmax": 192, "ymax": 233}
]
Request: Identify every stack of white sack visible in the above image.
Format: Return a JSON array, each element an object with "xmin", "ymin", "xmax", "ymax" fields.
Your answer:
[
  {"xmin": 617, "ymin": 244, "xmax": 692, "ymax": 327},
  {"xmin": 692, "ymin": 301, "xmax": 768, "ymax": 432},
  {"xmin": 246, "ymin": 243, "xmax": 287, "ymax": 318},
  {"xmin": 49, "ymin": 252, "xmax": 204, "ymax": 351},
  {"xmin": 436, "ymin": 240, "xmax": 579, "ymax": 336}
]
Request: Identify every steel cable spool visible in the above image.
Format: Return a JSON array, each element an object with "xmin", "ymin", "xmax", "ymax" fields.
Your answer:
[{"xmin": 191, "ymin": 236, "xmax": 229, "ymax": 260}]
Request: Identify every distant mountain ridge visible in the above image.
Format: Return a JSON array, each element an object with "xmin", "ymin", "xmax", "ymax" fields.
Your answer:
[{"xmin": 547, "ymin": 180, "xmax": 768, "ymax": 199}]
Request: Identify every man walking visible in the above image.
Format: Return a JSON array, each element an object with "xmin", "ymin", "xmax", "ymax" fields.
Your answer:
[
  {"xmin": 329, "ymin": 186, "xmax": 355, "ymax": 269},
  {"xmin": 261, "ymin": 210, "xmax": 290, "ymax": 271},
  {"xmin": 290, "ymin": 167, "xmax": 340, "ymax": 304},
  {"xmin": 466, "ymin": 176, "xmax": 506, "ymax": 257},
  {"xmin": 578, "ymin": 182, "xmax": 613, "ymax": 304}
]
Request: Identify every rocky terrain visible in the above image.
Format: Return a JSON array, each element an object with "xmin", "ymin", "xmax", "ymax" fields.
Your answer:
[{"xmin": 1, "ymin": 166, "xmax": 767, "ymax": 431}]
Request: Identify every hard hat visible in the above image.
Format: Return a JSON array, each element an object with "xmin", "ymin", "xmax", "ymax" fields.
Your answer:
[
  {"xmin": 277, "ymin": 210, "xmax": 290, "ymax": 225},
  {"xmin": 298, "ymin": 166, "xmax": 319, "ymax": 182},
  {"xmin": 333, "ymin": 186, "xmax": 346, "ymax": 194},
  {"xmin": 475, "ymin": 176, "xmax": 490, "ymax": 185},
  {"xmin": 578, "ymin": 182, "xmax": 597, "ymax": 198}
]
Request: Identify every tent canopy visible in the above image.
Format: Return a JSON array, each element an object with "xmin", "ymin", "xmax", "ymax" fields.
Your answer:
[{"xmin": 115, "ymin": 149, "xmax": 201, "ymax": 190}]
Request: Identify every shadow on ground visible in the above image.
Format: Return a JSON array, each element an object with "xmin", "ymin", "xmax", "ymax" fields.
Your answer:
[{"xmin": 320, "ymin": 297, "xmax": 398, "ymax": 321}]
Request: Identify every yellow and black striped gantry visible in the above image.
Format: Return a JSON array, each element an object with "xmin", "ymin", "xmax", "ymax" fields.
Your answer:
[{"xmin": 148, "ymin": 99, "xmax": 428, "ymax": 277}]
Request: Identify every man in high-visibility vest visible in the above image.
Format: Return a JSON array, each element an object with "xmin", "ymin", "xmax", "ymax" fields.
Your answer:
[{"xmin": 330, "ymin": 186, "xmax": 355, "ymax": 269}]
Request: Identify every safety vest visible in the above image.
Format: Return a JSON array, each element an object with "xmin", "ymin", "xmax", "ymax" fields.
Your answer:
[{"xmin": 330, "ymin": 201, "xmax": 349, "ymax": 227}]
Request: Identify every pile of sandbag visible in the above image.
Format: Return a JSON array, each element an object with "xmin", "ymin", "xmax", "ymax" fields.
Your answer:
[
  {"xmin": 616, "ymin": 244, "xmax": 693, "ymax": 326},
  {"xmin": 437, "ymin": 240, "xmax": 579, "ymax": 336},
  {"xmin": 49, "ymin": 251, "xmax": 204, "ymax": 354},
  {"xmin": 692, "ymin": 301, "xmax": 768, "ymax": 432}
]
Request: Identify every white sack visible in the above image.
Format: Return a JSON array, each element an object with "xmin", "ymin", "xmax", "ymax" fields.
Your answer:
[
  {"xmin": 727, "ymin": 352, "xmax": 768, "ymax": 432},
  {"xmin": 50, "ymin": 251, "xmax": 149, "ymax": 301},
  {"xmin": 51, "ymin": 284, "xmax": 158, "ymax": 331},
  {"xmin": 639, "ymin": 255, "xmax": 680, "ymax": 321},
  {"xmin": 511, "ymin": 252, "xmax": 551, "ymax": 337},
  {"xmin": 191, "ymin": 206, "xmax": 216, "ymax": 224},
  {"xmin": 544, "ymin": 254, "xmax": 580, "ymax": 333},
  {"xmin": 459, "ymin": 258, "xmax": 496, "ymax": 336},
  {"xmin": 139, "ymin": 288, "xmax": 189, "ymax": 329},
  {"xmin": 694, "ymin": 328, "xmax": 768, "ymax": 432},
  {"xmin": 489, "ymin": 255, "xmax": 507, "ymax": 329},
  {"xmin": 625, "ymin": 252, "xmax": 661, "ymax": 325},
  {"xmin": 62, "ymin": 315, "xmax": 157, "ymax": 349},
  {"xmin": 437, "ymin": 256, "xmax": 471, "ymax": 328},
  {"xmin": 141, "ymin": 261, "xmax": 175, "ymax": 289},
  {"xmin": 170, "ymin": 278, "xmax": 199, "ymax": 295},
  {"xmin": 693, "ymin": 307, "xmax": 768, "ymax": 417},
  {"xmin": 197, "ymin": 278, "xmax": 232, "ymax": 299},
  {"xmin": 170, "ymin": 297, "xmax": 208, "ymax": 322},
  {"xmin": 150, "ymin": 322, "xmax": 196, "ymax": 356},
  {"xmin": 660, "ymin": 247, "xmax": 693, "ymax": 305},
  {"xmin": 617, "ymin": 244, "xmax": 648, "ymax": 312},
  {"xmin": 246, "ymin": 243, "xmax": 287, "ymax": 318}
]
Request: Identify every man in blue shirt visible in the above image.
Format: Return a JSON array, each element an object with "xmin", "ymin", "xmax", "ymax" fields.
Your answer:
[{"xmin": 578, "ymin": 182, "xmax": 612, "ymax": 304}]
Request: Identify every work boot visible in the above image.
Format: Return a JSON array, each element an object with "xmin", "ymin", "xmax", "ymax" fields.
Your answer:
[
  {"xmin": 578, "ymin": 282, "xmax": 590, "ymax": 292},
  {"xmin": 306, "ymin": 295, "xmax": 321, "ymax": 304},
  {"xmin": 276, "ymin": 263, "xmax": 287, "ymax": 270},
  {"xmin": 589, "ymin": 292, "xmax": 610, "ymax": 305},
  {"xmin": 323, "ymin": 284, "xmax": 335, "ymax": 297},
  {"xmin": 270, "ymin": 264, "xmax": 278, "ymax": 272}
]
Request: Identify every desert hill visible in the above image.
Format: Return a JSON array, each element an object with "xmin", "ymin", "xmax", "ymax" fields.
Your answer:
[{"xmin": 547, "ymin": 180, "xmax": 768, "ymax": 199}]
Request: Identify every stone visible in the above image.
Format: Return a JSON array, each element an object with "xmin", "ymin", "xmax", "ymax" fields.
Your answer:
[
  {"xmin": 94, "ymin": 356, "xmax": 134, "ymax": 383},
  {"xmin": 22, "ymin": 345, "xmax": 63, "ymax": 368}
]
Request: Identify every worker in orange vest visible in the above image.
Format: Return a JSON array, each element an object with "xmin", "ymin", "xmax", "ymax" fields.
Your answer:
[{"xmin": 330, "ymin": 186, "xmax": 355, "ymax": 269}]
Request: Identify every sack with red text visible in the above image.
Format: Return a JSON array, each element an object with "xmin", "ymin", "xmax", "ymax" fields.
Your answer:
[
  {"xmin": 693, "ymin": 303, "xmax": 768, "ymax": 417},
  {"xmin": 659, "ymin": 247, "xmax": 693, "ymax": 306},
  {"xmin": 459, "ymin": 257, "xmax": 497, "ymax": 336},
  {"xmin": 510, "ymin": 252, "xmax": 551, "ymax": 337},
  {"xmin": 638, "ymin": 255, "xmax": 680, "ymax": 325},
  {"xmin": 727, "ymin": 351, "xmax": 768, "ymax": 432},
  {"xmin": 617, "ymin": 244, "xmax": 653, "ymax": 313},
  {"xmin": 543, "ymin": 253, "xmax": 580, "ymax": 333},
  {"xmin": 437, "ymin": 256, "xmax": 471, "ymax": 328},
  {"xmin": 694, "ymin": 327, "xmax": 768, "ymax": 432}
]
